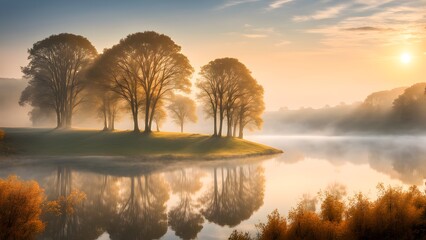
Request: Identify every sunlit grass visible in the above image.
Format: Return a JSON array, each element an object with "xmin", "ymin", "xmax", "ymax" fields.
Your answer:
[{"xmin": 1, "ymin": 128, "xmax": 281, "ymax": 158}]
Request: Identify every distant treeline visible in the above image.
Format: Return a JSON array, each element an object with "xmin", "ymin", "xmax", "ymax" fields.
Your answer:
[
  {"xmin": 263, "ymin": 83, "xmax": 426, "ymax": 134},
  {"xmin": 17, "ymin": 32, "xmax": 264, "ymax": 138}
]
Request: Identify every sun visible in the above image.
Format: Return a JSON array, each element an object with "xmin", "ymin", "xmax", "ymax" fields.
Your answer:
[{"xmin": 400, "ymin": 52, "xmax": 412, "ymax": 64}]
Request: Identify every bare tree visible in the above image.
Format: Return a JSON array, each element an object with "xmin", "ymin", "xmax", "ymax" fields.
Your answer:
[
  {"xmin": 20, "ymin": 33, "xmax": 97, "ymax": 128},
  {"xmin": 167, "ymin": 95, "xmax": 197, "ymax": 133}
]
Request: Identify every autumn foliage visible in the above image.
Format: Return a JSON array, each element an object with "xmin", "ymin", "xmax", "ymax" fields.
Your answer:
[
  {"xmin": 229, "ymin": 184, "xmax": 426, "ymax": 240},
  {"xmin": 0, "ymin": 176, "xmax": 45, "ymax": 240}
]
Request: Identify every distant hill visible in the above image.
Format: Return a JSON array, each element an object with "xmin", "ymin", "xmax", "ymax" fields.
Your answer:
[{"xmin": 261, "ymin": 84, "xmax": 426, "ymax": 135}]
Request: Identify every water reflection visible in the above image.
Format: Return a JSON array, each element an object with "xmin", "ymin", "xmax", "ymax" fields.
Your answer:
[
  {"xmin": 252, "ymin": 136, "xmax": 426, "ymax": 185},
  {"xmin": 200, "ymin": 166, "xmax": 265, "ymax": 227},
  {"xmin": 0, "ymin": 158, "xmax": 266, "ymax": 240},
  {"xmin": 167, "ymin": 169, "xmax": 204, "ymax": 239},
  {"xmin": 2, "ymin": 136, "xmax": 426, "ymax": 239},
  {"xmin": 109, "ymin": 175, "xmax": 169, "ymax": 240}
]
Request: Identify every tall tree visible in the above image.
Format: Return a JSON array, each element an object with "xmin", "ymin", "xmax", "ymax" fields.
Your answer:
[
  {"xmin": 90, "ymin": 32, "xmax": 193, "ymax": 132},
  {"xmin": 122, "ymin": 31, "xmax": 193, "ymax": 133},
  {"xmin": 197, "ymin": 58, "xmax": 264, "ymax": 138},
  {"xmin": 235, "ymin": 77, "xmax": 264, "ymax": 139},
  {"xmin": 167, "ymin": 95, "xmax": 197, "ymax": 133},
  {"xmin": 87, "ymin": 54, "xmax": 123, "ymax": 131},
  {"xmin": 89, "ymin": 45, "xmax": 143, "ymax": 132},
  {"xmin": 20, "ymin": 33, "xmax": 97, "ymax": 128}
]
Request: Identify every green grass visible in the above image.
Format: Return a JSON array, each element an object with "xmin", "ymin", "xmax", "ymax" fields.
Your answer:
[{"xmin": 0, "ymin": 128, "xmax": 282, "ymax": 159}]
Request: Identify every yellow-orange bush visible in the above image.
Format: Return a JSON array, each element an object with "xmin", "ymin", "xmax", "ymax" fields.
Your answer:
[
  {"xmin": 0, "ymin": 175, "xmax": 45, "ymax": 240},
  {"xmin": 229, "ymin": 184, "xmax": 426, "ymax": 240},
  {"xmin": 0, "ymin": 129, "xmax": 5, "ymax": 140}
]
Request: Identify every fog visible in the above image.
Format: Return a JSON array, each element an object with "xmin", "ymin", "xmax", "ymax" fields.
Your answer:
[
  {"xmin": 250, "ymin": 135, "xmax": 426, "ymax": 185},
  {"xmin": 3, "ymin": 78, "xmax": 426, "ymax": 136}
]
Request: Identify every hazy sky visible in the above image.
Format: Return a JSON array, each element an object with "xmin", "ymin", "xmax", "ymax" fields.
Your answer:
[{"xmin": 0, "ymin": 0, "xmax": 425, "ymax": 110}]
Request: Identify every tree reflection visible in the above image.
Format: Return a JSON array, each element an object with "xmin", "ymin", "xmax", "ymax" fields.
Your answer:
[
  {"xmin": 107, "ymin": 174, "xmax": 169, "ymax": 240},
  {"xmin": 167, "ymin": 169, "xmax": 204, "ymax": 240},
  {"xmin": 42, "ymin": 167, "xmax": 93, "ymax": 240},
  {"xmin": 200, "ymin": 165, "xmax": 265, "ymax": 227}
]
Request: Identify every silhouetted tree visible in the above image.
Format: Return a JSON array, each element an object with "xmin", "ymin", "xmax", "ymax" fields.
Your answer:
[
  {"xmin": 20, "ymin": 33, "xmax": 97, "ymax": 128},
  {"xmin": 87, "ymin": 56, "xmax": 123, "ymax": 131},
  {"xmin": 197, "ymin": 58, "xmax": 264, "ymax": 138},
  {"xmin": 167, "ymin": 94, "xmax": 197, "ymax": 133},
  {"xmin": 153, "ymin": 102, "xmax": 167, "ymax": 132},
  {"xmin": 90, "ymin": 32, "xmax": 193, "ymax": 132}
]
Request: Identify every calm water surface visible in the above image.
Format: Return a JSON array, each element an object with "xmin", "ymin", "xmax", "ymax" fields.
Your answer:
[{"xmin": 1, "ymin": 136, "xmax": 425, "ymax": 240}]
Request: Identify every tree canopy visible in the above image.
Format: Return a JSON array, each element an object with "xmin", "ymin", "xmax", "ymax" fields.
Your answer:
[
  {"xmin": 196, "ymin": 58, "xmax": 264, "ymax": 138},
  {"xmin": 20, "ymin": 33, "xmax": 97, "ymax": 128}
]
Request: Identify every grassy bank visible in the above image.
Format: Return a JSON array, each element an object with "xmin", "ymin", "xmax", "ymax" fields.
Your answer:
[{"xmin": 0, "ymin": 128, "xmax": 282, "ymax": 159}]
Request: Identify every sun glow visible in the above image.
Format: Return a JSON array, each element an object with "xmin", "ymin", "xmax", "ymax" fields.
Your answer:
[{"xmin": 400, "ymin": 52, "xmax": 412, "ymax": 64}]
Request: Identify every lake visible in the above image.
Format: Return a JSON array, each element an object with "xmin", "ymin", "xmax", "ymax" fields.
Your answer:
[{"xmin": 0, "ymin": 136, "xmax": 425, "ymax": 240}]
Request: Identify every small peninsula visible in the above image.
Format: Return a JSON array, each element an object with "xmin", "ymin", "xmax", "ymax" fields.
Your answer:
[{"xmin": 1, "ymin": 128, "xmax": 282, "ymax": 159}]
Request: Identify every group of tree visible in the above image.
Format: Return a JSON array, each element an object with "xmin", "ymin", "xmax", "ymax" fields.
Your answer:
[
  {"xmin": 197, "ymin": 58, "xmax": 264, "ymax": 138},
  {"xmin": 229, "ymin": 183, "xmax": 426, "ymax": 240},
  {"xmin": 19, "ymin": 32, "xmax": 264, "ymax": 138}
]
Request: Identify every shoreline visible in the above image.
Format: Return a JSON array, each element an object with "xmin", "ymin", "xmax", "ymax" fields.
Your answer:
[{"xmin": 0, "ymin": 128, "xmax": 283, "ymax": 160}]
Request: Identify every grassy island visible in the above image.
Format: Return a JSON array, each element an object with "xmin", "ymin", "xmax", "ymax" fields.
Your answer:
[{"xmin": 0, "ymin": 128, "xmax": 282, "ymax": 159}]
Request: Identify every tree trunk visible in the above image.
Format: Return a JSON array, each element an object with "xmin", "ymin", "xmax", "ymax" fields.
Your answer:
[
  {"xmin": 213, "ymin": 108, "xmax": 217, "ymax": 136},
  {"xmin": 226, "ymin": 113, "xmax": 232, "ymax": 137},
  {"xmin": 103, "ymin": 109, "xmax": 108, "ymax": 131},
  {"xmin": 132, "ymin": 105, "xmax": 139, "ymax": 132},
  {"xmin": 111, "ymin": 114, "xmax": 115, "ymax": 131},
  {"xmin": 218, "ymin": 108, "xmax": 224, "ymax": 137},
  {"xmin": 238, "ymin": 120, "xmax": 244, "ymax": 139},
  {"xmin": 144, "ymin": 98, "xmax": 151, "ymax": 133},
  {"xmin": 56, "ymin": 109, "xmax": 61, "ymax": 129},
  {"xmin": 233, "ymin": 119, "xmax": 238, "ymax": 137},
  {"xmin": 180, "ymin": 121, "xmax": 183, "ymax": 133}
]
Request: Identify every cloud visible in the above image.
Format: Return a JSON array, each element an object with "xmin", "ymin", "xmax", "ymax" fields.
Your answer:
[
  {"xmin": 242, "ymin": 34, "xmax": 268, "ymax": 38},
  {"xmin": 217, "ymin": 0, "xmax": 260, "ymax": 9},
  {"xmin": 305, "ymin": 4, "xmax": 426, "ymax": 48},
  {"xmin": 343, "ymin": 26, "xmax": 395, "ymax": 31},
  {"xmin": 293, "ymin": 4, "xmax": 348, "ymax": 22},
  {"xmin": 267, "ymin": 0, "xmax": 294, "ymax": 10}
]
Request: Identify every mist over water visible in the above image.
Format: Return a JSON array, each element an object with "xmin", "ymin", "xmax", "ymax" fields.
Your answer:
[{"xmin": 1, "ymin": 136, "xmax": 424, "ymax": 239}]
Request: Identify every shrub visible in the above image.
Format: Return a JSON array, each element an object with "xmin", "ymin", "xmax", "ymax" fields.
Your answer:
[
  {"xmin": 256, "ymin": 209, "xmax": 287, "ymax": 240},
  {"xmin": 0, "ymin": 175, "xmax": 45, "ymax": 240}
]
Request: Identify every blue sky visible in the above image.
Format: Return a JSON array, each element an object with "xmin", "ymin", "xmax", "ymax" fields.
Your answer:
[{"xmin": 0, "ymin": 0, "xmax": 425, "ymax": 109}]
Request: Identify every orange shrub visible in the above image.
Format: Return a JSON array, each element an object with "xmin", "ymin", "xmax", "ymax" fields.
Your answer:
[
  {"xmin": 256, "ymin": 209, "xmax": 287, "ymax": 240},
  {"xmin": 0, "ymin": 175, "xmax": 45, "ymax": 240}
]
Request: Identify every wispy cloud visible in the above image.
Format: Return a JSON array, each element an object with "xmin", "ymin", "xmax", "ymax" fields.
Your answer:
[
  {"xmin": 242, "ymin": 34, "xmax": 268, "ymax": 38},
  {"xmin": 306, "ymin": 4, "xmax": 426, "ymax": 48},
  {"xmin": 343, "ymin": 26, "xmax": 395, "ymax": 31},
  {"xmin": 293, "ymin": 4, "xmax": 347, "ymax": 22},
  {"xmin": 217, "ymin": 0, "xmax": 259, "ymax": 9},
  {"xmin": 267, "ymin": 0, "xmax": 294, "ymax": 10}
]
